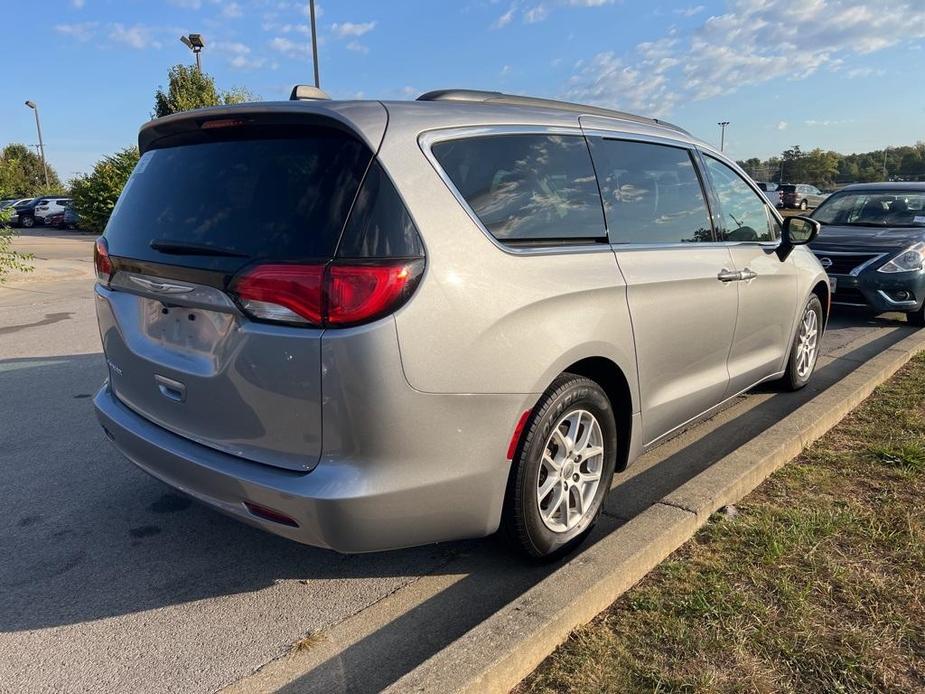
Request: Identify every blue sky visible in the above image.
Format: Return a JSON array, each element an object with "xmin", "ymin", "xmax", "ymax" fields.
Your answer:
[{"xmin": 4, "ymin": 0, "xmax": 924, "ymax": 181}]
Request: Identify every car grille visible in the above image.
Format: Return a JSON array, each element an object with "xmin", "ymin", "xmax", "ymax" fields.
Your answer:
[{"xmin": 813, "ymin": 252, "xmax": 881, "ymax": 275}]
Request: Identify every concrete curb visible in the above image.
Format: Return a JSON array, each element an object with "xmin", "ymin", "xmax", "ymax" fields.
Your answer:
[{"xmin": 386, "ymin": 329, "xmax": 925, "ymax": 694}]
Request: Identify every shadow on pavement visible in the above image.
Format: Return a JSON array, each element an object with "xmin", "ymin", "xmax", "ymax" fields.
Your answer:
[{"xmin": 0, "ymin": 310, "xmax": 916, "ymax": 692}]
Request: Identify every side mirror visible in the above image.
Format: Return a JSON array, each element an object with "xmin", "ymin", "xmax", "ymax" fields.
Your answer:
[{"xmin": 777, "ymin": 215, "xmax": 821, "ymax": 261}]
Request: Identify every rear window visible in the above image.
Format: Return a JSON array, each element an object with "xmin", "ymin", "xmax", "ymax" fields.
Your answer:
[
  {"xmin": 431, "ymin": 134, "xmax": 606, "ymax": 246},
  {"xmin": 104, "ymin": 127, "xmax": 372, "ymax": 271},
  {"xmin": 780, "ymin": 184, "xmax": 796, "ymax": 193}
]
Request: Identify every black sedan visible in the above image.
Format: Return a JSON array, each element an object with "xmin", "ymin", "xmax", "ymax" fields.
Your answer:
[{"xmin": 810, "ymin": 182, "xmax": 925, "ymax": 325}]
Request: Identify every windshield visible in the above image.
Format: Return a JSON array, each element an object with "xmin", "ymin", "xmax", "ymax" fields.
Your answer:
[{"xmin": 812, "ymin": 191, "xmax": 925, "ymax": 227}]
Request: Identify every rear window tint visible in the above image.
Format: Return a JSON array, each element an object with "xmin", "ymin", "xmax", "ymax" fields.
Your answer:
[
  {"xmin": 431, "ymin": 134, "xmax": 606, "ymax": 246},
  {"xmin": 104, "ymin": 128, "xmax": 371, "ymax": 271},
  {"xmin": 337, "ymin": 161, "xmax": 424, "ymax": 258}
]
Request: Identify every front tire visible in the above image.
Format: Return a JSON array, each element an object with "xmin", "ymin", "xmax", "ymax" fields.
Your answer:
[
  {"xmin": 907, "ymin": 306, "xmax": 925, "ymax": 327},
  {"xmin": 502, "ymin": 374, "xmax": 618, "ymax": 559},
  {"xmin": 782, "ymin": 295, "xmax": 823, "ymax": 390}
]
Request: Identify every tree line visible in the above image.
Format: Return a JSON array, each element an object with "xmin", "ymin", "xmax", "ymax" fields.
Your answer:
[{"xmin": 737, "ymin": 143, "xmax": 925, "ymax": 190}]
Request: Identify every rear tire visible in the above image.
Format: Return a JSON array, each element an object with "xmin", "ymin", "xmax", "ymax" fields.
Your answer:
[
  {"xmin": 21, "ymin": 215, "xmax": 34, "ymax": 228},
  {"xmin": 782, "ymin": 295, "xmax": 823, "ymax": 390},
  {"xmin": 501, "ymin": 373, "xmax": 618, "ymax": 560}
]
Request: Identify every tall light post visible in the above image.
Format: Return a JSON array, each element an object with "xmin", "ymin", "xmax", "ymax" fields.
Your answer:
[
  {"xmin": 309, "ymin": 0, "xmax": 320, "ymax": 87},
  {"xmin": 24, "ymin": 100, "xmax": 49, "ymax": 187},
  {"xmin": 180, "ymin": 33, "xmax": 205, "ymax": 72},
  {"xmin": 717, "ymin": 121, "xmax": 730, "ymax": 153}
]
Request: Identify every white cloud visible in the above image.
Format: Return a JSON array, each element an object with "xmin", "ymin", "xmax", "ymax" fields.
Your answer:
[
  {"xmin": 269, "ymin": 36, "xmax": 309, "ymax": 58},
  {"xmin": 524, "ymin": 4, "xmax": 549, "ymax": 23},
  {"xmin": 71, "ymin": 0, "xmax": 85, "ymax": 8},
  {"xmin": 567, "ymin": 0, "xmax": 925, "ymax": 116},
  {"xmin": 805, "ymin": 119, "xmax": 854, "ymax": 126},
  {"xmin": 492, "ymin": 7, "xmax": 515, "ymax": 29},
  {"xmin": 330, "ymin": 21, "xmax": 376, "ymax": 38},
  {"xmin": 674, "ymin": 4, "xmax": 704, "ymax": 16},
  {"xmin": 501, "ymin": 64, "xmax": 512, "ymax": 76},
  {"xmin": 568, "ymin": 0, "xmax": 614, "ymax": 5},
  {"xmin": 54, "ymin": 22, "xmax": 98, "ymax": 41},
  {"xmin": 222, "ymin": 2, "xmax": 243, "ymax": 19},
  {"xmin": 776, "ymin": 120, "xmax": 788, "ymax": 130},
  {"xmin": 346, "ymin": 40, "xmax": 369, "ymax": 53},
  {"xmin": 168, "ymin": 0, "xmax": 202, "ymax": 8},
  {"xmin": 109, "ymin": 23, "xmax": 161, "ymax": 49}
]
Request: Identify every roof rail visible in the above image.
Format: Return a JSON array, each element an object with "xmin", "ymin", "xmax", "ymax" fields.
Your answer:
[{"xmin": 416, "ymin": 89, "xmax": 689, "ymax": 135}]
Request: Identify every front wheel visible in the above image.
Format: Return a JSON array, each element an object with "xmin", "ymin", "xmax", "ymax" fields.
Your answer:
[
  {"xmin": 782, "ymin": 295, "xmax": 823, "ymax": 390},
  {"xmin": 907, "ymin": 306, "xmax": 925, "ymax": 327},
  {"xmin": 21, "ymin": 215, "xmax": 34, "ymax": 228},
  {"xmin": 502, "ymin": 374, "xmax": 618, "ymax": 559}
]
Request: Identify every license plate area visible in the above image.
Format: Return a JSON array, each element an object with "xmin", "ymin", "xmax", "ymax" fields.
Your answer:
[{"xmin": 142, "ymin": 299, "xmax": 235, "ymax": 356}]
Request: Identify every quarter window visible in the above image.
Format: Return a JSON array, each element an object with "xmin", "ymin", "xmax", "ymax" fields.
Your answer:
[
  {"xmin": 431, "ymin": 134, "xmax": 606, "ymax": 246},
  {"xmin": 588, "ymin": 138, "xmax": 714, "ymax": 244},
  {"xmin": 703, "ymin": 155, "xmax": 777, "ymax": 242}
]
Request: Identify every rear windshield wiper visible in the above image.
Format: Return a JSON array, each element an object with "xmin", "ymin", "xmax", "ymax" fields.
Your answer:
[{"xmin": 150, "ymin": 239, "xmax": 249, "ymax": 257}]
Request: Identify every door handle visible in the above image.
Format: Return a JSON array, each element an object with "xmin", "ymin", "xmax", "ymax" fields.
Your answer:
[
  {"xmin": 717, "ymin": 269, "xmax": 740, "ymax": 282},
  {"xmin": 739, "ymin": 268, "xmax": 758, "ymax": 281}
]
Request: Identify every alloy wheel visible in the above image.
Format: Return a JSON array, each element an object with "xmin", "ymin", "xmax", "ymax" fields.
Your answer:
[
  {"xmin": 536, "ymin": 409, "xmax": 605, "ymax": 533},
  {"xmin": 795, "ymin": 307, "xmax": 819, "ymax": 379}
]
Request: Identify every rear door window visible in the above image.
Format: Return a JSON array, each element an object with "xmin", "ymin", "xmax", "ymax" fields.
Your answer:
[
  {"xmin": 104, "ymin": 126, "xmax": 372, "ymax": 272},
  {"xmin": 703, "ymin": 155, "xmax": 777, "ymax": 242},
  {"xmin": 431, "ymin": 134, "xmax": 606, "ymax": 246},
  {"xmin": 587, "ymin": 138, "xmax": 714, "ymax": 243}
]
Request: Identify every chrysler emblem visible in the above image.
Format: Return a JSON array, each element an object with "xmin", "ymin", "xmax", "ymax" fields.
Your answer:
[{"xmin": 129, "ymin": 276, "xmax": 195, "ymax": 294}]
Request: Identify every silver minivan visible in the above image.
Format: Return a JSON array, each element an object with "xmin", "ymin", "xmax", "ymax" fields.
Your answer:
[{"xmin": 93, "ymin": 88, "xmax": 829, "ymax": 558}]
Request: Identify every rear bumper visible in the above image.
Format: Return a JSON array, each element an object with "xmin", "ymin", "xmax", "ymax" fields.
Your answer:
[
  {"xmin": 95, "ymin": 378, "xmax": 525, "ymax": 553},
  {"xmin": 830, "ymin": 271, "xmax": 925, "ymax": 313}
]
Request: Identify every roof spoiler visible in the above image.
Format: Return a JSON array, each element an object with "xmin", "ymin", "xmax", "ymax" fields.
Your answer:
[{"xmin": 290, "ymin": 85, "xmax": 331, "ymax": 101}]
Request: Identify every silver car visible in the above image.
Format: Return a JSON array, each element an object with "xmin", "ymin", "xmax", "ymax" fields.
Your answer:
[{"xmin": 93, "ymin": 88, "xmax": 829, "ymax": 558}]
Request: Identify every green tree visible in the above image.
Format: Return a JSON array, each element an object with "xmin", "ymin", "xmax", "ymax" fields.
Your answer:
[
  {"xmin": 70, "ymin": 147, "xmax": 140, "ymax": 234},
  {"xmin": 0, "ymin": 206, "xmax": 34, "ymax": 281},
  {"xmin": 153, "ymin": 64, "xmax": 254, "ymax": 118},
  {"xmin": 0, "ymin": 144, "xmax": 63, "ymax": 197}
]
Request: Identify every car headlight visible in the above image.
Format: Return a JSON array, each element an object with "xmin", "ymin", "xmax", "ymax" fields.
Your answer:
[{"xmin": 878, "ymin": 242, "xmax": 925, "ymax": 273}]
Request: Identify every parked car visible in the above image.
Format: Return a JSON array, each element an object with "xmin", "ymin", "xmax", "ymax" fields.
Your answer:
[
  {"xmin": 62, "ymin": 205, "xmax": 80, "ymax": 230},
  {"xmin": 810, "ymin": 182, "xmax": 925, "ymax": 325},
  {"xmin": 755, "ymin": 181, "xmax": 779, "ymax": 205},
  {"xmin": 9, "ymin": 197, "xmax": 43, "ymax": 227},
  {"xmin": 92, "ymin": 88, "xmax": 829, "ymax": 558},
  {"xmin": 44, "ymin": 206, "xmax": 80, "ymax": 230},
  {"xmin": 34, "ymin": 197, "xmax": 71, "ymax": 224},
  {"xmin": 779, "ymin": 183, "xmax": 828, "ymax": 210}
]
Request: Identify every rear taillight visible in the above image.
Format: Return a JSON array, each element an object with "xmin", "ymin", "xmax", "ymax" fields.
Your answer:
[
  {"xmin": 94, "ymin": 237, "xmax": 112, "ymax": 283},
  {"xmin": 230, "ymin": 259, "xmax": 424, "ymax": 328}
]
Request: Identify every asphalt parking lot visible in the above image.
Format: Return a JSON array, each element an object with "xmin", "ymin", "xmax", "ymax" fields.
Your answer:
[{"xmin": 0, "ymin": 232, "xmax": 918, "ymax": 692}]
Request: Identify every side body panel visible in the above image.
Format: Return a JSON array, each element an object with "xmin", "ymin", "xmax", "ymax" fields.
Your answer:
[
  {"xmin": 614, "ymin": 246, "xmax": 738, "ymax": 444},
  {"xmin": 379, "ymin": 108, "xmax": 640, "ymax": 414}
]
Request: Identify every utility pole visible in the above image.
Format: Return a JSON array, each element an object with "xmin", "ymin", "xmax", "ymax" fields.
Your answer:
[
  {"xmin": 717, "ymin": 121, "xmax": 730, "ymax": 152},
  {"xmin": 24, "ymin": 101, "xmax": 49, "ymax": 187},
  {"xmin": 309, "ymin": 0, "xmax": 320, "ymax": 87}
]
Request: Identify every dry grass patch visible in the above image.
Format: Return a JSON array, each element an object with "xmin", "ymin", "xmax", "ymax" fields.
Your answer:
[{"xmin": 519, "ymin": 354, "xmax": 925, "ymax": 694}]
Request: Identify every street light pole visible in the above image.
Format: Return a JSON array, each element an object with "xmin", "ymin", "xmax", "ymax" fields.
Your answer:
[
  {"xmin": 24, "ymin": 100, "xmax": 49, "ymax": 187},
  {"xmin": 717, "ymin": 121, "xmax": 730, "ymax": 153},
  {"xmin": 180, "ymin": 34, "xmax": 205, "ymax": 73},
  {"xmin": 309, "ymin": 0, "xmax": 320, "ymax": 87}
]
